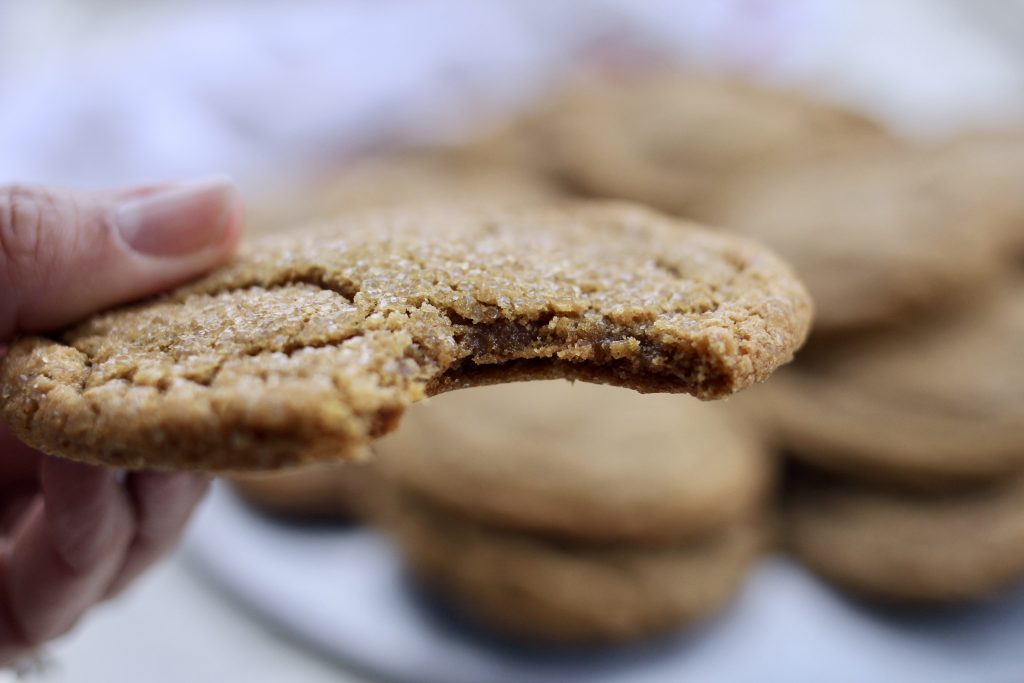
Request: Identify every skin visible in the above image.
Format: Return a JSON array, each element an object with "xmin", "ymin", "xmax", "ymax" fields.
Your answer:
[{"xmin": 0, "ymin": 179, "xmax": 244, "ymax": 664}]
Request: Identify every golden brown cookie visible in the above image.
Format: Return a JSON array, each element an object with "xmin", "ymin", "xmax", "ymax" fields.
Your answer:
[
  {"xmin": 442, "ymin": 115, "xmax": 561, "ymax": 180},
  {"xmin": 0, "ymin": 203, "xmax": 812, "ymax": 471},
  {"xmin": 785, "ymin": 469, "xmax": 1024, "ymax": 603},
  {"xmin": 935, "ymin": 131, "xmax": 1024, "ymax": 255},
  {"xmin": 385, "ymin": 490, "xmax": 761, "ymax": 644},
  {"xmin": 229, "ymin": 462, "xmax": 381, "ymax": 521},
  {"xmin": 374, "ymin": 380, "xmax": 770, "ymax": 544},
  {"xmin": 759, "ymin": 279, "xmax": 1024, "ymax": 486},
  {"xmin": 544, "ymin": 72, "xmax": 882, "ymax": 218},
  {"xmin": 247, "ymin": 151, "xmax": 563, "ymax": 237},
  {"xmin": 708, "ymin": 144, "xmax": 1004, "ymax": 331}
]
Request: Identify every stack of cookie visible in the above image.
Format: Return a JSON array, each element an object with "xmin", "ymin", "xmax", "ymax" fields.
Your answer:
[
  {"xmin": 699, "ymin": 108, "xmax": 1024, "ymax": 601},
  {"xmin": 705, "ymin": 140, "xmax": 1013, "ymax": 332},
  {"xmin": 538, "ymin": 71, "xmax": 886, "ymax": 221},
  {"xmin": 371, "ymin": 381, "xmax": 770, "ymax": 644},
  {"xmin": 234, "ymin": 77, "xmax": 846, "ymax": 533},
  {"xmin": 700, "ymin": 108, "xmax": 1024, "ymax": 601},
  {"xmin": 762, "ymin": 281, "xmax": 1024, "ymax": 602},
  {"xmin": 517, "ymin": 67, "xmax": 1024, "ymax": 603}
]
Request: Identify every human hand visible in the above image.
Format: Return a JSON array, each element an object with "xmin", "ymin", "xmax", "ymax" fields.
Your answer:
[{"xmin": 0, "ymin": 179, "xmax": 245, "ymax": 665}]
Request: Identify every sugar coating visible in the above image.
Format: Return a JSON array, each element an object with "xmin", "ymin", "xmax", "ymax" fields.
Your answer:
[{"xmin": 0, "ymin": 202, "xmax": 811, "ymax": 470}]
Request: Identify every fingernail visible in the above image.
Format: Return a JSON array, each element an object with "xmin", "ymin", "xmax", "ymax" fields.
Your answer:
[{"xmin": 116, "ymin": 177, "xmax": 239, "ymax": 257}]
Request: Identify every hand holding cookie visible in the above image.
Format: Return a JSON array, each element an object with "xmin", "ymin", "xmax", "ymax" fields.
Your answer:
[
  {"xmin": 0, "ymin": 179, "xmax": 243, "ymax": 664},
  {"xmin": 1, "ymin": 203, "xmax": 812, "ymax": 471}
]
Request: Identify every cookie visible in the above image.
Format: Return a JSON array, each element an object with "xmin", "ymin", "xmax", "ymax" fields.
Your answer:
[
  {"xmin": 936, "ymin": 131, "xmax": 1024, "ymax": 255},
  {"xmin": 785, "ymin": 470, "xmax": 1024, "ymax": 602},
  {"xmin": 760, "ymin": 279, "xmax": 1024, "ymax": 485},
  {"xmin": 374, "ymin": 380, "xmax": 770, "ymax": 544},
  {"xmin": 0, "ymin": 203, "xmax": 812, "ymax": 471},
  {"xmin": 545, "ymin": 72, "xmax": 882, "ymax": 218},
  {"xmin": 248, "ymin": 152, "xmax": 563, "ymax": 237},
  {"xmin": 229, "ymin": 462, "xmax": 381, "ymax": 521},
  {"xmin": 708, "ymin": 144, "xmax": 1004, "ymax": 331},
  {"xmin": 442, "ymin": 115, "xmax": 561, "ymax": 180},
  {"xmin": 386, "ymin": 491, "xmax": 760, "ymax": 644}
]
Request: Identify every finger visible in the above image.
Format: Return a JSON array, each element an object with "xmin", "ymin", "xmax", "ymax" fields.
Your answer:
[
  {"xmin": 0, "ymin": 177, "xmax": 245, "ymax": 340},
  {"xmin": 1, "ymin": 459, "xmax": 133, "ymax": 644},
  {"xmin": 0, "ymin": 490, "xmax": 35, "ymax": 539},
  {"xmin": 38, "ymin": 459, "xmax": 135, "ymax": 572},
  {"xmin": 0, "ymin": 422, "xmax": 43, "ymax": 492},
  {"xmin": 103, "ymin": 472, "xmax": 210, "ymax": 599},
  {"xmin": 0, "ymin": 425, "xmax": 46, "ymax": 541},
  {"xmin": 0, "ymin": 501, "xmax": 35, "ymax": 664}
]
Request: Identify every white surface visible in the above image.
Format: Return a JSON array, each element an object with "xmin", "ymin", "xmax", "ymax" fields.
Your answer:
[{"xmin": 183, "ymin": 484, "xmax": 1024, "ymax": 683}]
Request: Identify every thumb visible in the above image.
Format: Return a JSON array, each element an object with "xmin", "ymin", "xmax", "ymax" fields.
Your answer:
[{"xmin": 0, "ymin": 177, "xmax": 244, "ymax": 339}]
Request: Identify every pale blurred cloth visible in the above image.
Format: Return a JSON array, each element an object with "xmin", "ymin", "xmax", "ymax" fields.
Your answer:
[{"xmin": 1, "ymin": 0, "xmax": 1023, "ymax": 198}]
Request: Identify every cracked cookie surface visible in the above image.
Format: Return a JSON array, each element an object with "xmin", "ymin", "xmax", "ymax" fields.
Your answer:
[{"xmin": 0, "ymin": 203, "xmax": 811, "ymax": 470}]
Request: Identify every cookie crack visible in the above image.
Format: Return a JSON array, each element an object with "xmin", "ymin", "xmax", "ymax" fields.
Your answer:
[
  {"xmin": 192, "ymin": 268, "xmax": 362, "ymax": 303},
  {"xmin": 250, "ymin": 328, "xmax": 371, "ymax": 365},
  {"xmin": 652, "ymin": 256, "xmax": 750, "ymax": 319}
]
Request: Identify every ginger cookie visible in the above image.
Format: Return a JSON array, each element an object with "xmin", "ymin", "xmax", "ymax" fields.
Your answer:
[
  {"xmin": 374, "ymin": 380, "xmax": 770, "ymax": 544},
  {"xmin": 229, "ymin": 461, "xmax": 382, "ymax": 522},
  {"xmin": 785, "ymin": 470, "xmax": 1024, "ymax": 603},
  {"xmin": 708, "ymin": 143, "xmax": 1004, "ymax": 331},
  {"xmin": 545, "ymin": 72, "xmax": 882, "ymax": 218},
  {"xmin": 247, "ymin": 152, "xmax": 564, "ymax": 237},
  {"xmin": 0, "ymin": 203, "xmax": 812, "ymax": 470},
  {"xmin": 936, "ymin": 131, "xmax": 1024, "ymax": 256},
  {"xmin": 760, "ymin": 280, "xmax": 1024, "ymax": 486},
  {"xmin": 385, "ymin": 490, "xmax": 760, "ymax": 644}
]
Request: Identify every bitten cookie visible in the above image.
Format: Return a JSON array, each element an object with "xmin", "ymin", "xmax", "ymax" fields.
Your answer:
[
  {"xmin": 785, "ymin": 470, "xmax": 1024, "ymax": 602},
  {"xmin": 708, "ymin": 144, "xmax": 1004, "ymax": 331},
  {"xmin": 545, "ymin": 72, "xmax": 882, "ymax": 218},
  {"xmin": 374, "ymin": 380, "xmax": 770, "ymax": 544},
  {"xmin": 760, "ymin": 279, "xmax": 1024, "ymax": 486},
  {"xmin": 0, "ymin": 203, "xmax": 812, "ymax": 470},
  {"xmin": 386, "ymin": 491, "xmax": 760, "ymax": 644}
]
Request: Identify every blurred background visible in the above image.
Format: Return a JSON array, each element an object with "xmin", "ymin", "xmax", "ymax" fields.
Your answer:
[
  {"xmin": 4, "ymin": 0, "xmax": 1024, "ymax": 192},
  {"xmin": 2, "ymin": 1, "xmax": 1024, "ymax": 682}
]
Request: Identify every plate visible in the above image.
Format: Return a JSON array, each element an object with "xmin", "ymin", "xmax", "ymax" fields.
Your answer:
[{"xmin": 184, "ymin": 483, "xmax": 1024, "ymax": 683}]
